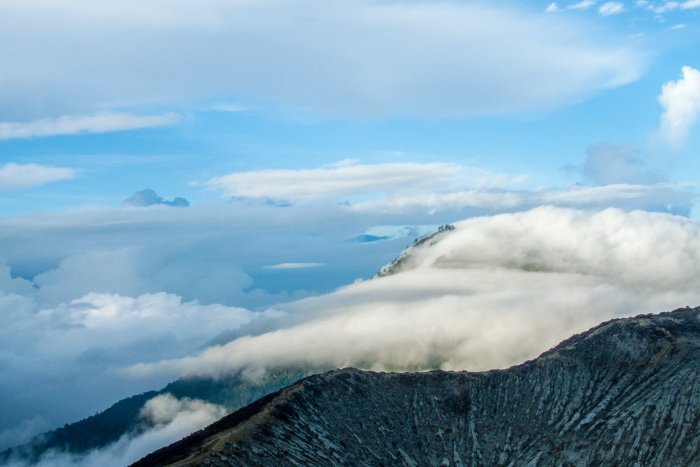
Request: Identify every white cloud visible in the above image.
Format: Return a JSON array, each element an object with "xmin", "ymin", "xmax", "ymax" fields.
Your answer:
[
  {"xmin": 9, "ymin": 395, "xmax": 226, "ymax": 467},
  {"xmin": 649, "ymin": 0, "xmax": 700, "ymax": 12},
  {"xmin": 0, "ymin": 163, "xmax": 76, "ymax": 192},
  {"xmin": 0, "ymin": 112, "xmax": 179, "ymax": 140},
  {"xmin": 0, "ymin": 290, "xmax": 272, "ymax": 439},
  {"xmin": 0, "ymin": 0, "xmax": 644, "ymax": 119},
  {"xmin": 546, "ymin": 0, "xmax": 600, "ymax": 12},
  {"xmin": 139, "ymin": 393, "xmax": 226, "ymax": 428},
  {"xmin": 207, "ymin": 163, "xmax": 462, "ymax": 203},
  {"xmin": 0, "ymin": 182, "xmax": 695, "ymax": 436},
  {"xmin": 658, "ymin": 66, "xmax": 700, "ymax": 149},
  {"xmin": 207, "ymin": 161, "xmax": 691, "ymax": 214},
  {"xmin": 570, "ymin": 0, "xmax": 597, "ymax": 9},
  {"xmin": 599, "ymin": 1, "xmax": 625, "ymax": 14},
  {"xmin": 127, "ymin": 207, "xmax": 700, "ymax": 381}
]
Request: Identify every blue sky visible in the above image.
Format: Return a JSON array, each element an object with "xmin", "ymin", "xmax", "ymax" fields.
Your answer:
[
  {"xmin": 1, "ymin": 0, "xmax": 699, "ymax": 217},
  {"xmin": 2, "ymin": 0, "xmax": 700, "ymax": 458}
]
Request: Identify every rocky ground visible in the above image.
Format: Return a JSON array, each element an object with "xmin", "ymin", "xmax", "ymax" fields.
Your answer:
[{"xmin": 132, "ymin": 306, "xmax": 700, "ymax": 466}]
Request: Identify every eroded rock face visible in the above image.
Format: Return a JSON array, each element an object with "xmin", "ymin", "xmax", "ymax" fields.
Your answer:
[{"xmin": 134, "ymin": 307, "xmax": 700, "ymax": 466}]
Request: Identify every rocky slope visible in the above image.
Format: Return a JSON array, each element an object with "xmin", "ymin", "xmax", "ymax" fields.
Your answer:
[{"xmin": 133, "ymin": 306, "xmax": 700, "ymax": 466}]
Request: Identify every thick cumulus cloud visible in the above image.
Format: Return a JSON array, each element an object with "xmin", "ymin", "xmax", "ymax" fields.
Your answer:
[
  {"xmin": 0, "ymin": 0, "xmax": 643, "ymax": 120},
  {"xmin": 7, "ymin": 394, "xmax": 226, "ymax": 467},
  {"xmin": 0, "ymin": 290, "xmax": 271, "ymax": 444},
  {"xmin": 658, "ymin": 66, "xmax": 700, "ymax": 149},
  {"xmin": 129, "ymin": 207, "xmax": 700, "ymax": 381}
]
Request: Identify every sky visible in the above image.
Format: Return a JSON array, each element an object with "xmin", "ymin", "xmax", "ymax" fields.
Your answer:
[{"xmin": 2, "ymin": 0, "xmax": 700, "ymax": 463}]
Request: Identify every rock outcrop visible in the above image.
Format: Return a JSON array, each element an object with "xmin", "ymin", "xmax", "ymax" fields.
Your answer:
[{"xmin": 133, "ymin": 306, "xmax": 700, "ymax": 466}]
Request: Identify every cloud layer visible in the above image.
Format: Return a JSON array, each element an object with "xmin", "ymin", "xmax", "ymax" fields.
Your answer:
[
  {"xmin": 0, "ymin": 177, "xmax": 695, "ymax": 446},
  {"xmin": 0, "ymin": 0, "xmax": 644, "ymax": 119},
  {"xmin": 128, "ymin": 207, "xmax": 700, "ymax": 381}
]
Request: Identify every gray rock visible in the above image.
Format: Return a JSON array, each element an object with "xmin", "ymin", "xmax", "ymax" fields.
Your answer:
[{"xmin": 133, "ymin": 307, "xmax": 700, "ymax": 466}]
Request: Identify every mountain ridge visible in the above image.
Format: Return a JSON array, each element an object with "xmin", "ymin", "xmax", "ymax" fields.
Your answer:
[{"xmin": 132, "ymin": 306, "xmax": 700, "ymax": 466}]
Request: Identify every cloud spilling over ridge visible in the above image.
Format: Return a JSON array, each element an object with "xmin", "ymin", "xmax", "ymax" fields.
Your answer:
[
  {"xmin": 0, "ymin": 113, "xmax": 179, "ymax": 140},
  {"xmin": 0, "ymin": 0, "xmax": 643, "ymax": 119},
  {"xmin": 7, "ymin": 395, "xmax": 226, "ymax": 467},
  {"xmin": 0, "ymin": 163, "xmax": 76, "ymax": 192},
  {"xmin": 0, "ymin": 189, "xmax": 696, "ymax": 437},
  {"xmin": 127, "ymin": 207, "xmax": 700, "ymax": 380},
  {"xmin": 658, "ymin": 66, "xmax": 700, "ymax": 149}
]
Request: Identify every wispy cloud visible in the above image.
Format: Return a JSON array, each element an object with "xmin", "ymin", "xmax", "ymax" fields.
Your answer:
[
  {"xmin": 0, "ymin": 112, "xmax": 180, "ymax": 140},
  {"xmin": 207, "ymin": 162, "xmax": 528, "ymax": 205},
  {"xmin": 648, "ymin": 0, "xmax": 700, "ymax": 13},
  {"xmin": 599, "ymin": 1, "xmax": 625, "ymax": 15},
  {"xmin": 207, "ymin": 160, "xmax": 691, "ymax": 215},
  {"xmin": 0, "ymin": 1, "xmax": 644, "ymax": 119},
  {"xmin": 570, "ymin": 0, "xmax": 598, "ymax": 9},
  {"xmin": 0, "ymin": 163, "xmax": 76, "ymax": 191},
  {"xmin": 658, "ymin": 66, "xmax": 700, "ymax": 150},
  {"xmin": 207, "ymin": 163, "xmax": 461, "ymax": 203},
  {"xmin": 545, "ymin": 0, "xmax": 597, "ymax": 12}
]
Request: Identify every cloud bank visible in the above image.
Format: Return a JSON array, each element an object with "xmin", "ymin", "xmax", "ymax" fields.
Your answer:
[
  {"xmin": 658, "ymin": 66, "xmax": 700, "ymax": 149},
  {"xmin": 0, "ymin": 177, "xmax": 695, "ymax": 443},
  {"xmin": 0, "ymin": 0, "xmax": 644, "ymax": 119},
  {"xmin": 127, "ymin": 207, "xmax": 700, "ymax": 381},
  {"xmin": 0, "ymin": 290, "xmax": 275, "ymax": 445}
]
